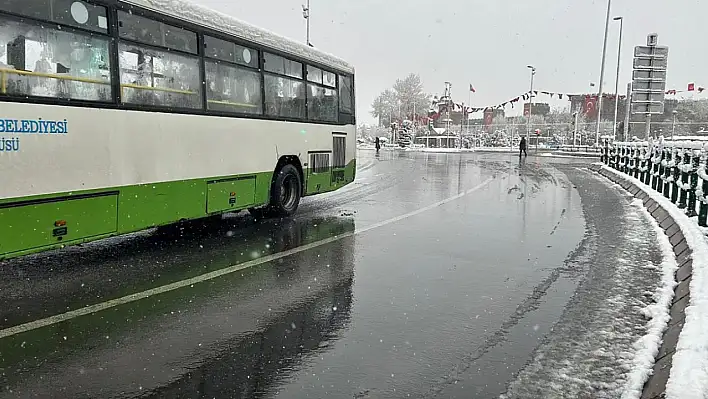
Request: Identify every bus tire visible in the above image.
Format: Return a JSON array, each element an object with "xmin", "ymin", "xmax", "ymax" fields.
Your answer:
[{"xmin": 269, "ymin": 164, "xmax": 302, "ymax": 217}]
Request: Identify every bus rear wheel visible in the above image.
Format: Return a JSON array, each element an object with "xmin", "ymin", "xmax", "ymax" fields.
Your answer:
[{"xmin": 269, "ymin": 164, "xmax": 302, "ymax": 216}]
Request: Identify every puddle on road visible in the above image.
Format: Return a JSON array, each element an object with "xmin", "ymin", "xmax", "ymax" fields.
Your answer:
[{"xmin": 0, "ymin": 217, "xmax": 357, "ymax": 399}]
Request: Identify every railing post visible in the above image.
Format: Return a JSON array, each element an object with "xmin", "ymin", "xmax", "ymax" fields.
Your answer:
[
  {"xmin": 639, "ymin": 146, "xmax": 646, "ymax": 181},
  {"xmin": 646, "ymin": 141, "xmax": 656, "ymax": 185},
  {"xmin": 642, "ymin": 145, "xmax": 648, "ymax": 183},
  {"xmin": 670, "ymin": 148, "xmax": 679, "ymax": 202},
  {"xmin": 644, "ymin": 144, "xmax": 651, "ymax": 184},
  {"xmin": 658, "ymin": 147, "xmax": 667, "ymax": 193},
  {"xmin": 663, "ymin": 147, "xmax": 673, "ymax": 198},
  {"xmin": 687, "ymin": 148, "xmax": 699, "ymax": 217},
  {"xmin": 633, "ymin": 145, "xmax": 641, "ymax": 179},
  {"xmin": 678, "ymin": 148, "xmax": 690, "ymax": 209},
  {"xmin": 698, "ymin": 146, "xmax": 708, "ymax": 227},
  {"xmin": 652, "ymin": 146, "xmax": 662, "ymax": 190}
]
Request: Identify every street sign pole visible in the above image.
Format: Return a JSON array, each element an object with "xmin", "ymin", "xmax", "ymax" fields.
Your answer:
[
  {"xmin": 630, "ymin": 33, "xmax": 668, "ymax": 140},
  {"xmin": 624, "ymin": 82, "xmax": 631, "ymax": 141}
]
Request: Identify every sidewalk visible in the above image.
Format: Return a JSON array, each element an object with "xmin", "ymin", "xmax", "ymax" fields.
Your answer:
[{"xmin": 591, "ymin": 163, "xmax": 708, "ymax": 399}]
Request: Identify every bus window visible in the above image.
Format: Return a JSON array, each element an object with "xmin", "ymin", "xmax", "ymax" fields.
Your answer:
[
  {"xmin": 205, "ymin": 60, "xmax": 262, "ymax": 115},
  {"xmin": 323, "ymin": 70, "xmax": 336, "ymax": 87},
  {"xmin": 3, "ymin": 0, "xmax": 108, "ymax": 33},
  {"xmin": 118, "ymin": 11, "xmax": 197, "ymax": 54},
  {"xmin": 204, "ymin": 35, "xmax": 258, "ymax": 69},
  {"xmin": 307, "ymin": 84, "xmax": 337, "ymax": 122},
  {"xmin": 263, "ymin": 53, "xmax": 302, "ymax": 79},
  {"xmin": 118, "ymin": 42, "xmax": 202, "ymax": 109},
  {"xmin": 0, "ymin": 16, "xmax": 112, "ymax": 101},
  {"xmin": 264, "ymin": 74, "xmax": 305, "ymax": 119},
  {"xmin": 307, "ymin": 65, "xmax": 323, "ymax": 84},
  {"xmin": 338, "ymin": 75, "xmax": 353, "ymax": 114}
]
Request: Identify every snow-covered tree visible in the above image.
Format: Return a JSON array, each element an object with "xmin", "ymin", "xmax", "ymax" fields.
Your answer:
[
  {"xmin": 370, "ymin": 89, "xmax": 398, "ymax": 127},
  {"xmin": 392, "ymin": 73, "xmax": 430, "ymax": 121},
  {"xmin": 371, "ymin": 73, "xmax": 431, "ymax": 126}
]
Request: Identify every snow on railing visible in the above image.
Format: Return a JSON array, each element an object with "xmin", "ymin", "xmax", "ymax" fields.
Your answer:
[
  {"xmin": 601, "ymin": 138, "xmax": 708, "ymax": 398},
  {"xmin": 601, "ymin": 138, "xmax": 708, "ymax": 224}
]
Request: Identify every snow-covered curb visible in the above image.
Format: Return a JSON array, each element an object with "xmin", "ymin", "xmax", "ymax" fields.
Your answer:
[
  {"xmin": 622, "ymin": 198, "xmax": 678, "ymax": 398},
  {"xmin": 538, "ymin": 152, "xmax": 599, "ymax": 159},
  {"xmin": 599, "ymin": 164, "xmax": 708, "ymax": 399}
]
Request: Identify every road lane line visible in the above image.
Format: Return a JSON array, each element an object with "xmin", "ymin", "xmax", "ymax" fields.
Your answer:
[{"xmin": 0, "ymin": 177, "xmax": 494, "ymax": 339}]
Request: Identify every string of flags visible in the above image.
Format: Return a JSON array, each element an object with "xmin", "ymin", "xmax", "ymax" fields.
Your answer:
[
  {"xmin": 666, "ymin": 83, "xmax": 705, "ymax": 95},
  {"xmin": 428, "ymin": 89, "xmax": 619, "ymax": 120},
  {"xmin": 426, "ymin": 81, "xmax": 707, "ymax": 120}
]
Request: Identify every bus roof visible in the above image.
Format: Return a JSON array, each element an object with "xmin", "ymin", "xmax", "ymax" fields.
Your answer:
[{"xmin": 119, "ymin": 0, "xmax": 354, "ymax": 74}]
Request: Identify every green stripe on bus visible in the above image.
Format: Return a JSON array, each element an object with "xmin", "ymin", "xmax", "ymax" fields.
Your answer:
[{"xmin": 0, "ymin": 160, "xmax": 355, "ymax": 260}]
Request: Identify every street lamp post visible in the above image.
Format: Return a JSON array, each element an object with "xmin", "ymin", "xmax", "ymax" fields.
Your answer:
[
  {"xmin": 595, "ymin": 0, "xmax": 613, "ymax": 146},
  {"xmin": 302, "ymin": 0, "xmax": 311, "ymax": 46},
  {"xmin": 612, "ymin": 16, "xmax": 623, "ymax": 140},
  {"xmin": 672, "ymin": 109, "xmax": 678, "ymax": 139},
  {"xmin": 526, "ymin": 65, "xmax": 536, "ymax": 144}
]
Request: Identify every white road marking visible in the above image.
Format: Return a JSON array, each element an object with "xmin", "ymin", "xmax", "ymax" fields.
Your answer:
[{"xmin": 0, "ymin": 177, "xmax": 494, "ymax": 339}]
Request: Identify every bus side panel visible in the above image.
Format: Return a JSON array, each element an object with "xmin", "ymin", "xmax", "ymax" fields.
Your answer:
[
  {"xmin": 116, "ymin": 180, "xmax": 207, "ymax": 232},
  {"xmin": 0, "ymin": 194, "xmax": 118, "ymax": 255}
]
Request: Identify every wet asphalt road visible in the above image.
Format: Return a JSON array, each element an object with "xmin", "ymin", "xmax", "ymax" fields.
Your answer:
[{"xmin": 0, "ymin": 150, "xmax": 661, "ymax": 398}]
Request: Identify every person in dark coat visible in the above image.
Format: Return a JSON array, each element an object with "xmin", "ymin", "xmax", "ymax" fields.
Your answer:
[
  {"xmin": 519, "ymin": 136, "xmax": 528, "ymax": 157},
  {"xmin": 375, "ymin": 137, "xmax": 381, "ymax": 153}
]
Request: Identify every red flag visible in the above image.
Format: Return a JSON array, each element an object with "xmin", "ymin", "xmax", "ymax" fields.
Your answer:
[
  {"xmin": 469, "ymin": 84, "xmax": 476, "ymax": 93},
  {"xmin": 583, "ymin": 95, "xmax": 598, "ymax": 117},
  {"xmin": 688, "ymin": 83, "xmax": 695, "ymax": 91}
]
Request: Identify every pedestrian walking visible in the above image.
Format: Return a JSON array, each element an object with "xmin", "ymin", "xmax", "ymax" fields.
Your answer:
[
  {"xmin": 519, "ymin": 136, "xmax": 528, "ymax": 157},
  {"xmin": 375, "ymin": 137, "xmax": 381, "ymax": 153}
]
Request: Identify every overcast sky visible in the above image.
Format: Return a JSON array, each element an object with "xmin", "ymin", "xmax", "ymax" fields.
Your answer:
[{"xmin": 195, "ymin": 0, "xmax": 704, "ymax": 124}]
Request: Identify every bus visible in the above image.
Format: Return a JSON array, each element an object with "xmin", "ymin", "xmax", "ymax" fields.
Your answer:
[{"xmin": 0, "ymin": 0, "xmax": 356, "ymax": 260}]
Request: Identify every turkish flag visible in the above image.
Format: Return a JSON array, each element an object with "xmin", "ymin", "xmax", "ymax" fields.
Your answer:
[
  {"xmin": 469, "ymin": 84, "xmax": 476, "ymax": 93},
  {"xmin": 584, "ymin": 95, "xmax": 598, "ymax": 117},
  {"xmin": 688, "ymin": 83, "xmax": 695, "ymax": 91},
  {"xmin": 483, "ymin": 109, "xmax": 494, "ymax": 126}
]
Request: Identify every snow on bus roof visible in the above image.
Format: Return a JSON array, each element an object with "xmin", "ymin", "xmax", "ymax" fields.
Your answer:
[{"xmin": 119, "ymin": 0, "xmax": 354, "ymax": 74}]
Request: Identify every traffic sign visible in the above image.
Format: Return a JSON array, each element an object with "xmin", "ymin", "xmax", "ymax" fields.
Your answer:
[
  {"xmin": 634, "ymin": 46, "xmax": 669, "ymax": 58},
  {"xmin": 633, "ymin": 69, "xmax": 667, "ymax": 81},
  {"xmin": 631, "ymin": 102, "xmax": 664, "ymax": 114},
  {"xmin": 631, "ymin": 34, "xmax": 668, "ymax": 117},
  {"xmin": 633, "ymin": 56, "xmax": 668, "ymax": 69},
  {"xmin": 632, "ymin": 80, "xmax": 666, "ymax": 91},
  {"xmin": 632, "ymin": 92, "xmax": 665, "ymax": 102}
]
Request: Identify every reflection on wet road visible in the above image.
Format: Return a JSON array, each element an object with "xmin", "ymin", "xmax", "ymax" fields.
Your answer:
[{"xmin": 0, "ymin": 151, "xmax": 656, "ymax": 398}]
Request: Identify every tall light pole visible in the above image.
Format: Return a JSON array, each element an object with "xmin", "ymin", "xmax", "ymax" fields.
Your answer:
[
  {"xmin": 672, "ymin": 109, "xmax": 677, "ymax": 139},
  {"xmin": 526, "ymin": 65, "xmax": 536, "ymax": 142},
  {"xmin": 302, "ymin": 0, "xmax": 311, "ymax": 46},
  {"xmin": 612, "ymin": 16, "xmax": 623, "ymax": 140},
  {"xmin": 595, "ymin": 0, "xmax": 612, "ymax": 146}
]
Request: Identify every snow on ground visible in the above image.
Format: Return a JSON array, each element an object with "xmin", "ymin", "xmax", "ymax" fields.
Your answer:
[
  {"xmin": 621, "ymin": 199, "xmax": 678, "ymax": 398},
  {"xmin": 600, "ymin": 165, "xmax": 708, "ymax": 399},
  {"xmin": 501, "ymin": 168, "xmax": 669, "ymax": 398},
  {"xmin": 538, "ymin": 153, "xmax": 600, "ymax": 159}
]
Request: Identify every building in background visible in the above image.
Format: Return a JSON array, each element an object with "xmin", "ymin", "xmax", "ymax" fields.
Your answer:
[{"xmin": 523, "ymin": 103, "xmax": 550, "ymax": 118}]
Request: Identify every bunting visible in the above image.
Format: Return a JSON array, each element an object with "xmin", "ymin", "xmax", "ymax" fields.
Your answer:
[
  {"xmin": 428, "ymin": 88, "xmax": 634, "ymax": 117},
  {"xmin": 665, "ymin": 83, "xmax": 706, "ymax": 95}
]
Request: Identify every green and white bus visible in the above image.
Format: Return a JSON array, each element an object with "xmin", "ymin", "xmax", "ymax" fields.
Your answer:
[{"xmin": 0, "ymin": 0, "xmax": 356, "ymax": 260}]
